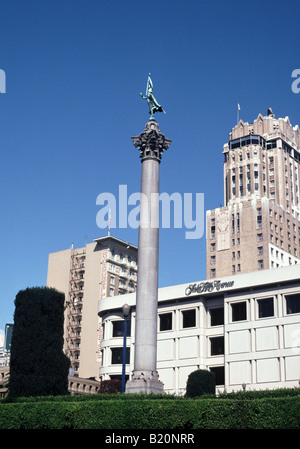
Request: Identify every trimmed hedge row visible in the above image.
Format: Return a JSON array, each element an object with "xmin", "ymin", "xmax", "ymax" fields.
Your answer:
[
  {"xmin": 218, "ymin": 387, "xmax": 300, "ymax": 400},
  {"xmin": 1, "ymin": 395, "xmax": 300, "ymax": 429},
  {"xmin": 2, "ymin": 387, "xmax": 299, "ymax": 403}
]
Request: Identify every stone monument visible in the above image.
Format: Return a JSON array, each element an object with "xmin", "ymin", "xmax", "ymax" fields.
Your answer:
[{"xmin": 125, "ymin": 75, "xmax": 171, "ymax": 394}]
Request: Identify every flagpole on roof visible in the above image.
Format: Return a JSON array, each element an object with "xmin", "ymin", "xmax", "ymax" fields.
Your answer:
[{"xmin": 108, "ymin": 208, "xmax": 111, "ymax": 236}]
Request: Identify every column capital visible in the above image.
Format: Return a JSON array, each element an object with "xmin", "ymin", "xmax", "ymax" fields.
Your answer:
[{"xmin": 131, "ymin": 120, "xmax": 172, "ymax": 162}]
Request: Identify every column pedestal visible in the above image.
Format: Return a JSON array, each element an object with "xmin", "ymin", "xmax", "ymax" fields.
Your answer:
[{"xmin": 126, "ymin": 371, "xmax": 164, "ymax": 394}]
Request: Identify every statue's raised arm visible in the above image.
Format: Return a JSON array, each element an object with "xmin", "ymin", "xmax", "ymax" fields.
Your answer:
[{"xmin": 140, "ymin": 74, "xmax": 166, "ymax": 120}]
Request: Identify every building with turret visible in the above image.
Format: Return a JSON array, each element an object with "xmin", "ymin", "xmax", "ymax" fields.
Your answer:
[{"xmin": 206, "ymin": 109, "xmax": 300, "ymax": 279}]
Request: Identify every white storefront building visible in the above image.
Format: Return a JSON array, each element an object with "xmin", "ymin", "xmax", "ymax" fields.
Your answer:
[{"xmin": 98, "ymin": 264, "xmax": 300, "ymax": 394}]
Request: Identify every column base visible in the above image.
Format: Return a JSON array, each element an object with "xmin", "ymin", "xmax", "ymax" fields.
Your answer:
[{"xmin": 125, "ymin": 371, "xmax": 164, "ymax": 394}]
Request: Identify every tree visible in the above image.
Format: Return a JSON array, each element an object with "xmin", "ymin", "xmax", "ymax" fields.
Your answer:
[
  {"xmin": 186, "ymin": 369, "xmax": 216, "ymax": 398},
  {"xmin": 98, "ymin": 379, "xmax": 122, "ymax": 394},
  {"xmin": 9, "ymin": 287, "xmax": 70, "ymax": 397}
]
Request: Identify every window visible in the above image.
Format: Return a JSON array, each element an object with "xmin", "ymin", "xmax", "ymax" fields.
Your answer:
[
  {"xmin": 110, "ymin": 276, "xmax": 115, "ymax": 285},
  {"xmin": 258, "ymin": 298, "xmax": 274, "ymax": 318},
  {"xmin": 110, "ymin": 374, "xmax": 129, "ymax": 382},
  {"xmin": 182, "ymin": 309, "xmax": 196, "ymax": 328},
  {"xmin": 210, "ymin": 337, "xmax": 224, "ymax": 356},
  {"xmin": 159, "ymin": 313, "xmax": 172, "ymax": 331},
  {"xmin": 211, "ymin": 224, "xmax": 215, "ymax": 238},
  {"xmin": 210, "ymin": 307, "xmax": 224, "ymax": 326},
  {"xmin": 112, "ymin": 320, "xmax": 131, "ymax": 337},
  {"xmin": 209, "ymin": 366, "xmax": 225, "ymax": 386},
  {"xmin": 257, "ymin": 208, "xmax": 262, "ymax": 228},
  {"xmin": 111, "ymin": 347, "xmax": 130, "ymax": 364},
  {"xmin": 210, "ymin": 268, "xmax": 216, "ymax": 278},
  {"xmin": 286, "ymin": 293, "xmax": 300, "ymax": 314},
  {"xmin": 231, "ymin": 301, "xmax": 247, "ymax": 321}
]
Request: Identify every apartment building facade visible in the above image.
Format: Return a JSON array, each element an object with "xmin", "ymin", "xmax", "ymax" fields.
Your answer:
[
  {"xmin": 206, "ymin": 110, "xmax": 300, "ymax": 278},
  {"xmin": 47, "ymin": 235, "xmax": 138, "ymax": 380}
]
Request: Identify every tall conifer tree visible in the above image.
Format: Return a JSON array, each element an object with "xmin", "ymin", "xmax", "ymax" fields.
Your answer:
[{"xmin": 9, "ymin": 287, "xmax": 70, "ymax": 397}]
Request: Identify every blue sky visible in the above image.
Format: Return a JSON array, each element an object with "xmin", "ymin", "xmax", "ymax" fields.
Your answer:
[{"xmin": 1, "ymin": 0, "xmax": 300, "ymax": 334}]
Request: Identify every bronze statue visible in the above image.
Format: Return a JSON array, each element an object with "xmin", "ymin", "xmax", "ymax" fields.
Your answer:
[{"xmin": 140, "ymin": 74, "xmax": 166, "ymax": 120}]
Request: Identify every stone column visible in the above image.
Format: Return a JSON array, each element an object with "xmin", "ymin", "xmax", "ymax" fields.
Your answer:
[{"xmin": 125, "ymin": 119, "xmax": 171, "ymax": 394}]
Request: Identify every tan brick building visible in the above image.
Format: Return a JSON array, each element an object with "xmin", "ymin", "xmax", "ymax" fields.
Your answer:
[
  {"xmin": 47, "ymin": 235, "xmax": 138, "ymax": 380},
  {"xmin": 207, "ymin": 109, "xmax": 300, "ymax": 278}
]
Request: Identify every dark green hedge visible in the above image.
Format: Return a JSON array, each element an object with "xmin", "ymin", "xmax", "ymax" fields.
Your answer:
[
  {"xmin": 218, "ymin": 387, "xmax": 300, "ymax": 400},
  {"xmin": 1, "ymin": 395, "xmax": 300, "ymax": 429}
]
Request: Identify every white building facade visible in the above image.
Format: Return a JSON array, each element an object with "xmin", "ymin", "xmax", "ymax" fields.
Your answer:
[{"xmin": 98, "ymin": 264, "xmax": 300, "ymax": 394}]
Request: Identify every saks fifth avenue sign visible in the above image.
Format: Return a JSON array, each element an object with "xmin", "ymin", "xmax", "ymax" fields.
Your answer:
[{"xmin": 185, "ymin": 280, "xmax": 234, "ymax": 296}]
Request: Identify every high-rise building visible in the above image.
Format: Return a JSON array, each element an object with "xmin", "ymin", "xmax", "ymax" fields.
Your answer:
[
  {"xmin": 206, "ymin": 109, "xmax": 300, "ymax": 279},
  {"xmin": 47, "ymin": 235, "xmax": 138, "ymax": 379}
]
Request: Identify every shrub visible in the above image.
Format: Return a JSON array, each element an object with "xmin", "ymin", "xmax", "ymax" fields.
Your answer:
[
  {"xmin": 98, "ymin": 379, "xmax": 121, "ymax": 394},
  {"xmin": 186, "ymin": 369, "xmax": 216, "ymax": 398}
]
